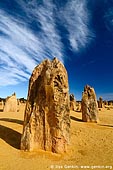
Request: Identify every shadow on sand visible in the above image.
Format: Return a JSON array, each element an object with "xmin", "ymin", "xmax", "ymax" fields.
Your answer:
[
  {"xmin": 70, "ymin": 116, "xmax": 83, "ymax": 122},
  {"xmin": 98, "ymin": 124, "xmax": 113, "ymax": 128},
  {"xmin": 0, "ymin": 124, "xmax": 21, "ymax": 149},
  {"xmin": 0, "ymin": 118, "xmax": 23, "ymax": 125}
]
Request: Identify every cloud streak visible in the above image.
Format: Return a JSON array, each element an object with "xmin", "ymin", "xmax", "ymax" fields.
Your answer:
[
  {"xmin": 59, "ymin": 0, "xmax": 94, "ymax": 51},
  {"xmin": 16, "ymin": 0, "xmax": 64, "ymax": 59},
  {"xmin": 104, "ymin": 6, "xmax": 113, "ymax": 33},
  {"xmin": 0, "ymin": 5, "xmax": 63, "ymax": 86},
  {"xmin": 0, "ymin": 0, "xmax": 93, "ymax": 86},
  {"xmin": 0, "ymin": 10, "xmax": 38, "ymax": 85}
]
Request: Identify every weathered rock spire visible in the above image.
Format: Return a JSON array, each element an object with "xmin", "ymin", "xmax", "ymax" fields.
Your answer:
[
  {"xmin": 21, "ymin": 58, "xmax": 70, "ymax": 153},
  {"xmin": 81, "ymin": 85, "xmax": 99, "ymax": 122}
]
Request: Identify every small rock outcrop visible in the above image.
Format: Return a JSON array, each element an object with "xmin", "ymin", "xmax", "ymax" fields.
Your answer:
[
  {"xmin": 76, "ymin": 102, "xmax": 81, "ymax": 112},
  {"xmin": 3, "ymin": 93, "xmax": 17, "ymax": 112},
  {"xmin": 21, "ymin": 58, "xmax": 70, "ymax": 153},
  {"xmin": 104, "ymin": 100, "xmax": 108, "ymax": 106},
  {"xmin": 0, "ymin": 100, "xmax": 4, "ymax": 110},
  {"xmin": 98, "ymin": 97, "xmax": 103, "ymax": 108},
  {"xmin": 70, "ymin": 94, "xmax": 76, "ymax": 111},
  {"xmin": 81, "ymin": 85, "xmax": 99, "ymax": 122}
]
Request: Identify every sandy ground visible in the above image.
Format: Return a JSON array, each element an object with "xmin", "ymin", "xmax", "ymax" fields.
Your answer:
[{"xmin": 0, "ymin": 104, "xmax": 113, "ymax": 170}]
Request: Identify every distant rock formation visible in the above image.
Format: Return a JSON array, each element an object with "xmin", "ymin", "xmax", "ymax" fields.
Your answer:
[
  {"xmin": 0, "ymin": 100, "xmax": 4, "ymax": 111},
  {"xmin": 21, "ymin": 58, "xmax": 70, "ymax": 153},
  {"xmin": 76, "ymin": 101, "xmax": 81, "ymax": 112},
  {"xmin": 108, "ymin": 101, "xmax": 113, "ymax": 106},
  {"xmin": 104, "ymin": 100, "xmax": 108, "ymax": 106},
  {"xmin": 98, "ymin": 97, "xmax": 103, "ymax": 108},
  {"xmin": 81, "ymin": 85, "xmax": 99, "ymax": 122},
  {"xmin": 70, "ymin": 94, "xmax": 76, "ymax": 111},
  {"xmin": 3, "ymin": 93, "xmax": 17, "ymax": 112},
  {"xmin": 19, "ymin": 98, "xmax": 27, "ymax": 103}
]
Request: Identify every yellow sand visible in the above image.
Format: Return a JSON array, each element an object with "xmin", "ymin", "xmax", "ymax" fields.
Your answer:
[{"xmin": 0, "ymin": 104, "xmax": 113, "ymax": 170}]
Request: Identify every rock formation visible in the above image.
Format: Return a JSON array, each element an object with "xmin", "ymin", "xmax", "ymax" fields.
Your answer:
[
  {"xmin": 104, "ymin": 100, "xmax": 108, "ymax": 106},
  {"xmin": 81, "ymin": 85, "xmax": 99, "ymax": 122},
  {"xmin": 108, "ymin": 101, "xmax": 113, "ymax": 106},
  {"xmin": 98, "ymin": 97, "xmax": 103, "ymax": 108},
  {"xmin": 21, "ymin": 58, "xmax": 70, "ymax": 153},
  {"xmin": 70, "ymin": 94, "xmax": 76, "ymax": 111},
  {"xmin": 3, "ymin": 93, "xmax": 17, "ymax": 112},
  {"xmin": 76, "ymin": 101, "xmax": 81, "ymax": 112},
  {"xmin": 0, "ymin": 100, "xmax": 4, "ymax": 111}
]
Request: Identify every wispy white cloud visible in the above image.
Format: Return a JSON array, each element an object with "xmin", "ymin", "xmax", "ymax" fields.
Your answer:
[
  {"xmin": 0, "ymin": 4, "xmax": 63, "ymax": 86},
  {"xmin": 0, "ymin": 0, "xmax": 93, "ymax": 86},
  {"xmin": 59, "ymin": 0, "xmax": 94, "ymax": 51},
  {"xmin": 16, "ymin": 0, "xmax": 64, "ymax": 60},
  {"xmin": 16, "ymin": 0, "xmax": 94, "ymax": 52},
  {"xmin": 0, "ymin": 10, "xmax": 38, "ymax": 85},
  {"xmin": 104, "ymin": 7, "xmax": 113, "ymax": 33}
]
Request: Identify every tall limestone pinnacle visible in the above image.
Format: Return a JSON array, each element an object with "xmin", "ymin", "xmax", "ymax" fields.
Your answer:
[
  {"xmin": 81, "ymin": 85, "xmax": 99, "ymax": 122},
  {"xmin": 21, "ymin": 58, "xmax": 70, "ymax": 153}
]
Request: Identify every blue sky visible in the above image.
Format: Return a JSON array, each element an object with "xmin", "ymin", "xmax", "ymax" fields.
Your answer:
[{"xmin": 0, "ymin": 0, "xmax": 113, "ymax": 100}]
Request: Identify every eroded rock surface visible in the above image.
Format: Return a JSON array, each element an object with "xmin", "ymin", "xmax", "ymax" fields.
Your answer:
[
  {"xmin": 81, "ymin": 85, "xmax": 99, "ymax": 122},
  {"xmin": 3, "ymin": 93, "xmax": 17, "ymax": 112},
  {"xmin": 70, "ymin": 94, "xmax": 76, "ymax": 111},
  {"xmin": 21, "ymin": 58, "xmax": 70, "ymax": 153}
]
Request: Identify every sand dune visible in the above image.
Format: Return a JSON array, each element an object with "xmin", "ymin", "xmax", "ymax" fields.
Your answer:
[{"xmin": 0, "ymin": 104, "xmax": 113, "ymax": 170}]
